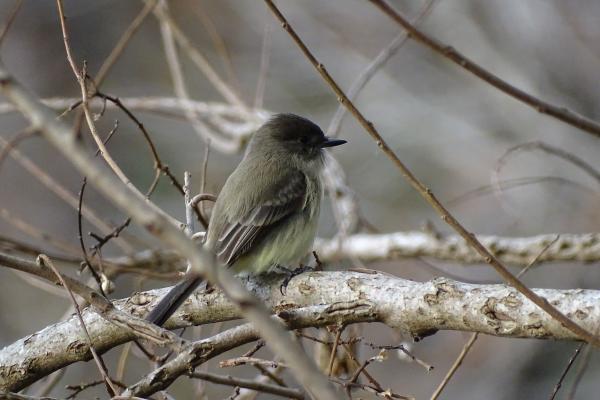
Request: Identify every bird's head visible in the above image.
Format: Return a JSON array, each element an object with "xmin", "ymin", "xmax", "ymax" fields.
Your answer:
[{"xmin": 248, "ymin": 114, "xmax": 346, "ymax": 165}]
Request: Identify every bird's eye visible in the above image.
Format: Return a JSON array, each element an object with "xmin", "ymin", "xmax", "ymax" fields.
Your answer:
[{"xmin": 298, "ymin": 136, "xmax": 309, "ymax": 145}]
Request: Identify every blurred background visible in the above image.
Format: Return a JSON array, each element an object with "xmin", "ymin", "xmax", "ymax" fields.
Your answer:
[{"xmin": 0, "ymin": 0, "xmax": 599, "ymax": 398}]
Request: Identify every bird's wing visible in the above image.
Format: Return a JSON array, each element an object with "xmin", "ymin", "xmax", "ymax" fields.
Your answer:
[{"xmin": 216, "ymin": 170, "xmax": 308, "ymax": 266}]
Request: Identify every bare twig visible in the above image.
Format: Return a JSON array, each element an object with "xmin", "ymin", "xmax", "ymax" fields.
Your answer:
[
  {"xmin": 191, "ymin": 4, "xmax": 240, "ymax": 93},
  {"xmin": 0, "ymin": 393, "xmax": 59, "ymax": 400},
  {"xmin": 189, "ymin": 371, "xmax": 304, "ymax": 400},
  {"xmin": 93, "ymin": 119, "xmax": 119, "ymax": 156},
  {"xmin": 548, "ymin": 342, "xmax": 585, "ymax": 400},
  {"xmin": 429, "ymin": 333, "xmax": 477, "ymax": 400},
  {"xmin": 0, "ymin": 127, "xmax": 36, "ymax": 171},
  {"xmin": 90, "ymin": 218, "xmax": 131, "ymax": 253},
  {"xmin": 326, "ymin": 0, "xmax": 437, "ymax": 138},
  {"xmin": 183, "ymin": 171, "xmax": 194, "ymax": 236},
  {"xmin": 149, "ymin": 1, "xmax": 248, "ymax": 112},
  {"xmin": 566, "ymin": 343, "xmax": 593, "ymax": 400},
  {"xmin": 77, "ymin": 178, "xmax": 107, "ymax": 297},
  {"xmin": 263, "ymin": 0, "xmax": 600, "ymax": 348},
  {"xmin": 0, "ymin": 136, "xmax": 134, "ymax": 253},
  {"xmin": 327, "ymin": 326, "xmax": 343, "ymax": 377},
  {"xmin": 94, "ymin": 92, "xmax": 185, "ymax": 197},
  {"xmin": 159, "ymin": 1, "xmax": 229, "ymax": 148},
  {"xmin": 340, "ymin": 343, "xmax": 393, "ymax": 400},
  {"xmin": 495, "ymin": 141, "xmax": 600, "ymax": 186},
  {"xmin": 198, "ymin": 139, "xmax": 211, "ymax": 227},
  {"xmin": 94, "ymin": 0, "xmax": 158, "ymax": 87},
  {"xmin": 33, "ymin": 370, "xmax": 65, "ymax": 398},
  {"xmin": 220, "ymin": 357, "xmax": 287, "ymax": 369},
  {"xmin": 0, "ymin": 0, "xmax": 23, "ymax": 47},
  {"xmin": 369, "ymin": 0, "xmax": 600, "ymax": 139},
  {"xmin": 0, "ymin": 208, "xmax": 80, "ymax": 255},
  {"xmin": 363, "ymin": 341, "xmax": 433, "ymax": 372},
  {"xmin": 254, "ymin": 24, "xmax": 272, "ymax": 109},
  {"xmin": 56, "ymin": 1, "xmax": 181, "ymax": 228},
  {"xmin": 37, "ymin": 255, "xmax": 118, "ymax": 396},
  {"xmin": 65, "ymin": 379, "xmax": 126, "ymax": 400},
  {"xmin": 449, "ymin": 176, "xmax": 598, "ymax": 207}
]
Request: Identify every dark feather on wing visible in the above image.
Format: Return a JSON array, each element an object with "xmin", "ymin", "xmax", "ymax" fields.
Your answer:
[{"xmin": 216, "ymin": 170, "xmax": 307, "ymax": 266}]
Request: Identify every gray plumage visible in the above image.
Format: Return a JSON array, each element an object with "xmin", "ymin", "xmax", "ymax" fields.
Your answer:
[{"xmin": 146, "ymin": 114, "xmax": 346, "ymax": 326}]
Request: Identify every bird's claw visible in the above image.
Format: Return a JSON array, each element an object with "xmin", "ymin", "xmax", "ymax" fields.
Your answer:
[{"xmin": 277, "ymin": 264, "xmax": 315, "ymax": 295}]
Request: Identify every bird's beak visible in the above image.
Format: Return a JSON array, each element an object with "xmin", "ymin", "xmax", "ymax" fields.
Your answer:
[{"xmin": 320, "ymin": 137, "xmax": 347, "ymax": 148}]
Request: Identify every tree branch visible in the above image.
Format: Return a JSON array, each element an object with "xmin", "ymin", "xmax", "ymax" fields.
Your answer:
[
  {"xmin": 108, "ymin": 232, "xmax": 600, "ymax": 275},
  {"xmin": 369, "ymin": 0, "xmax": 600, "ymax": 139},
  {"xmin": 1, "ymin": 271, "xmax": 598, "ymax": 392},
  {"xmin": 315, "ymin": 232, "xmax": 600, "ymax": 266}
]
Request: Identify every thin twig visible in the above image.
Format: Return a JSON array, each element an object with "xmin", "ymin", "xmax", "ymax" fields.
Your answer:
[
  {"xmin": 220, "ymin": 357, "xmax": 287, "ymax": 369},
  {"xmin": 0, "ymin": 208, "xmax": 80, "ymax": 255},
  {"xmin": 115, "ymin": 342, "xmax": 132, "ymax": 383},
  {"xmin": 341, "ymin": 343, "xmax": 392, "ymax": 400},
  {"xmin": 429, "ymin": 333, "xmax": 478, "ymax": 400},
  {"xmin": 90, "ymin": 218, "xmax": 131, "ymax": 253},
  {"xmin": 94, "ymin": 92, "xmax": 184, "ymax": 196},
  {"xmin": 183, "ymin": 171, "xmax": 194, "ymax": 235},
  {"xmin": 191, "ymin": 193, "xmax": 218, "ymax": 206},
  {"xmin": 448, "ymin": 176, "xmax": 598, "ymax": 207},
  {"xmin": 0, "ymin": 0, "xmax": 22, "ymax": 47},
  {"xmin": 191, "ymin": 5, "xmax": 240, "ymax": 93},
  {"xmin": 548, "ymin": 342, "xmax": 585, "ymax": 400},
  {"xmin": 37, "ymin": 254, "xmax": 118, "ymax": 396},
  {"xmin": 0, "ymin": 136, "xmax": 134, "ymax": 253},
  {"xmin": 0, "ymin": 127, "xmax": 36, "ymax": 172},
  {"xmin": 253, "ymin": 365, "xmax": 286, "ymax": 388},
  {"xmin": 149, "ymin": 0, "xmax": 248, "ymax": 111},
  {"xmin": 33, "ymin": 369, "xmax": 65, "ymax": 398},
  {"xmin": 69, "ymin": 0, "xmax": 158, "ymax": 139},
  {"xmin": 93, "ymin": 120, "xmax": 119, "ymax": 156},
  {"xmin": 495, "ymin": 141, "xmax": 600, "ymax": 186},
  {"xmin": 199, "ymin": 139, "xmax": 211, "ymax": 227},
  {"xmin": 369, "ymin": 0, "xmax": 600, "ymax": 139},
  {"xmin": 254, "ymin": 24, "xmax": 272, "ymax": 109},
  {"xmin": 242, "ymin": 340, "xmax": 266, "ymax": 358},
  {"xmin": 0, "ymin": 393, "xmax": 59, "ymax": 400},
  {"xmin": 263, "ymin": 0, "xmax": 600, "ymax": 349},
  {"xmin": 56, "ymin": 2, "xmax": 180, "ymax": 227},
  {"xmin": 159, "ymin": 0, "xmax": 229, "ymax": 148},
  {"xmin": 94, "ymin": 0, "xmax": 158, "ymax": 87},
  {"xmin": 189, "ymin": 371, "xmax": 304, "ymax": 400},
  {"xmin": 363, "ymin": 342, "xmax": 433, "ymax": 372},
  {"xmin": 66, "ymin": 379, "xmax": 126, "ymax": 400},
  {"xmin": 327, "ymin": 326, "xmax": 343, "ymax": 377},
  {"xmin": 566, "ymin": 343, "xmax": 593, "ymax": 400},
  {"xmin": 326, "ymin": 0, "xmax": 437, "ymax": 138},
  {"xmin": 77, "ymin": 178, "xmax": 107, "ymax": 297}
]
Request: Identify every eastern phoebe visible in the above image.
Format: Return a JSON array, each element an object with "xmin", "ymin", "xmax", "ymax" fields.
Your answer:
[{"xmin": 146, "ymin": 114, "xmax": 346, "ymax": 326}]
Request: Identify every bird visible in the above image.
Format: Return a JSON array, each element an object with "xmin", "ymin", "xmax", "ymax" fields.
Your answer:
[{"xmin": 146, "ymin": 113, "xmax": 346, "ymax": 326}]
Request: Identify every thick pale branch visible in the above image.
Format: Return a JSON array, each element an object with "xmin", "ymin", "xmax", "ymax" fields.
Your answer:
[
  {"xmin": 315, "ymin": 232, "xmax": 600, "ymax": 266},
  {"xmin": 109, "ymin": 232, "xmax": 600, "ymax": 274},
  {"xmin": 1, "ymin": 271, "xmax": 598, "ymax": 392}
]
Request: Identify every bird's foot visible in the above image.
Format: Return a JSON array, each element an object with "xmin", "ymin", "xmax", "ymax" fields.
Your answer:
[{"xmin": 277, "ymin": 264, "xmax": 315, "ymax": 295}]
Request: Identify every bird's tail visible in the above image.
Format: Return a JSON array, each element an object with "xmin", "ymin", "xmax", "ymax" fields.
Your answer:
[{"xmin": 146, "ymin": 275, "xmax": 203, "ymax": 326}]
